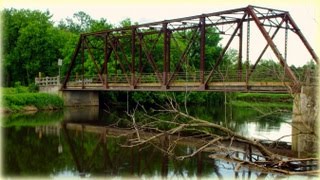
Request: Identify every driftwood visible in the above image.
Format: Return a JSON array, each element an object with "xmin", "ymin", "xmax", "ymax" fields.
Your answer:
[{"xmin": 118, "ymin": 99, "xmax": 318, "ymax": 175}]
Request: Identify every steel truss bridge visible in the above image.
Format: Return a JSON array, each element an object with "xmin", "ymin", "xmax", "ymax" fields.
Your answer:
[{"xmin": 61, "ymin": 5, "xmax": 318, "ymax": 93}]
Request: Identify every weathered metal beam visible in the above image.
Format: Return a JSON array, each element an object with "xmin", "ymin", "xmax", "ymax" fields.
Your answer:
[
  {"xmin": 286, "ymin": 14, "xmax": 319, "ymax": 64},
  {"xmin": 200, "ymin": 16, "xmax": 206, "ymax": 85},
  {"xmin": 62, "ymin": 5, "xmax": 317, "ymax": 94},
  {"xmin": 81, "ymin": 36, "xmax": 85, "ymax": 89},
  {"xmin": 82, "ymin": 5, "xmax": 286, "ymax": 37},
  {"xmin": 63, "ymin": 81, "xmax": 296, "ymax": 93},
  {"xmin": 108, "ymin": 39, "xmax": 131, "ymax": 84},
  {"xmin": 131, "ymin": 28, "xmax": 136, "ymax": 88},
  {"xmin": 204, "ymin": 13, "xmax": 247, "ymax": 87},
  {"xmin": 113, "ymin": 38, "xmax": 133, "ymax": 73},
  {"xmin": 102, "ymin": 34, "xmax": 112, "ymax": 88},
  {"xmin": 167, "ymin": 28, "xmax": 199, "ymax": 85},
  {"xmin": 82, "ymin": 7, "xmax": 248, "ymax": 36},
  {"xmin": 247, "ymin": 6, "xmax": 299, "ymax": 85},
  {"xmin": 238, "ymin": 20, "xmax": 243, "ymax": 82},
  {"xmin": 84, "ymin": 38, "xmax": 104, "ymax": 84},
  {"xmin": 248, "ymin": 17, "xmax": 285, "ymax": 80},
  {"xmin": 84, "ymin": 14, "xmax": 285, "ymax": 40},
  {"xmin": 163, "ymin": 23, "xmax": 169, "ymax": 88},
  {"xmin": 61, "ymin": 36, "xmax": 82, "ymax": 89},
  {"xmin": 137, "ymin": 34, "xmax": 163, "ymax": 83}
]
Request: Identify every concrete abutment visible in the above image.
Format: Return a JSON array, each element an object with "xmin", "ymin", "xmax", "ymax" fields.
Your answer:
[
  {"xmin": 292, "ymin": 85, "xmax": 318, "ymax": 156},
  {"xmin": 59, "ymin": 91, "xmax": 99, "ymax": 107}
]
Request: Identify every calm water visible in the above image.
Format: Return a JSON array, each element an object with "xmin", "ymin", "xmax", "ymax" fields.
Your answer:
[{"xmin": 1, "ymin": 105, "xmax": 317, "ymax": 179}]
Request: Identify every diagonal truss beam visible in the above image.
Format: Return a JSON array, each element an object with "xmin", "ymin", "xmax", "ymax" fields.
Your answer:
[
  {"xmin": 108, "ymin": 38, "xmax": 131, "ymax": 84},
  {"xmin": 247, "ymin": 6, "xmax": 299, "ymax": 85},
  {"xmin": 247, "ymin": 16, "xmax": 286, "ymax": 79},
  {"xmin": 61, "ymin": 5, "xmax": 318, "ymax": 92},
  {"xmin": 167, "ymin": 28, "xmax": 199, "ymax": 85},
  {"xmin": 84, "ymin": 38, "xmax": 104, "ymax": 84},
  {"xmin": 286, "ymin": 14, "xmax": 319, "ymax": 64},
  {"xmin": 61, "ymin": 36, "xmax": 82, "ymax": 89},
  {"xmin": 138, "ymin": 34, "xmax": 163, "ymax": 83},
  {"xmin": 204, "ymin": 13, "xmax": 247, "ymax": 86}
]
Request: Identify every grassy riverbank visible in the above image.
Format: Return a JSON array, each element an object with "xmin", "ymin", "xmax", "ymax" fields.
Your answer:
[
  {"xmin": 2, "ymin": 87, "xmax": 64, "ymax": 112},
  {"xmin": 231, "ymin": 93, "xmax": 293, "ymax": 109}
]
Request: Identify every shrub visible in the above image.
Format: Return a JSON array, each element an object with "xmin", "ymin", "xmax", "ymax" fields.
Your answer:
[
  {"xmin": 28, "ymin": 83, "xmax": 39, "ymax": 92},
  {"xmin": 3, "ymin": 93, "xmax": 64, "ymax": 112}
]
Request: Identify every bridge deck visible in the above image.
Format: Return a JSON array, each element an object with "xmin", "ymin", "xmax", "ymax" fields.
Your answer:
[{"xmin": 63, "ymin": 81, "xmax": 293, "ymax": 92}]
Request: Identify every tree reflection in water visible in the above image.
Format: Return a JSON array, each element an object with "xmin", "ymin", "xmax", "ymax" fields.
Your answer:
[
  {"xmin": 2, "ymin": 106, "xmax": 318, "ymax": 178},
  {"xmin": 61, "ymin": 122, "xmax": 222, "ymax": 178}
]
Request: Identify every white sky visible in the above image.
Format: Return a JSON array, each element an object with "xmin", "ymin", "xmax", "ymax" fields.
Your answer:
[{"xmin": 2, "ymin": 0, "xmax": 319, "ymax": 67}]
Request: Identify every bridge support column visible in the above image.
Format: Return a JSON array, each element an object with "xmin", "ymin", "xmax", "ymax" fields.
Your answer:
[
  {"xmin": 60, "ymin": 91, "xmax": 99, "ymax": 107},
  {"xmin": 292, "ymin": 85, "xmax": 318, "ymax": 156}
]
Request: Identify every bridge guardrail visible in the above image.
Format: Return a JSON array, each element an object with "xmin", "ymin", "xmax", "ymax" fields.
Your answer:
[
  {"xmin": 35, "ymin": 76, "xmax": 60, "ymax": 86},
  {"xmin": 38, "ymin": 69, "xmax": 317, "ymax": 87}
]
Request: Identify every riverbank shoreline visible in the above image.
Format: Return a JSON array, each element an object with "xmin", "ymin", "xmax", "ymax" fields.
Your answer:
[{"xmin": 2, "ymin": 88, "xmax": 64, "ymax": 113}]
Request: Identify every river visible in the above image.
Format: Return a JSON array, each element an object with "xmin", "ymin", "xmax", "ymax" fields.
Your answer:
[{"xmin": 1, "ymin": 104, "xmax": 318, "ymax": 179}]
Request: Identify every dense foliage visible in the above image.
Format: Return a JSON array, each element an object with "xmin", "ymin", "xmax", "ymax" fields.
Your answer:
[
  {"xmin": 3, "ymin": 9, "xmax": 113, "ymax": 86},
  {"xmin": 3, "ymin": 93, "xmax": 64, "ymax": 111},
  {"xmin": 2, "ymin": 84, "xmax": 64, "ymax": 112}
]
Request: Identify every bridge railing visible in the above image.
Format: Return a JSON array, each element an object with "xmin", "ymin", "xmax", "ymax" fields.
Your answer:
[
  {"xmin": 35, "ymin": 76, "xmax": 61, "ymax": 86},
  {"xmin": 64, "ymin": 69, "xmax": 296, "ymax": 86},
  {"xmin": 44, "ymin": 68, "xmax": 317, "ymax": 88}
]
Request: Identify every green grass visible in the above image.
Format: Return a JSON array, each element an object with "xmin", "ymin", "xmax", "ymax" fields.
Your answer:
[
  {"xmin": 231, "ymin": 93, "xmax": 293, "ymax": 109},
  {"xmin": 2, "ymin": 87, "xmax": 29, "ymax": 94},
  {"xmin": 2, "ymin": 86, "xmax": 64, "ymax": 112},
  {"xmin": 3, "ymin": 93, "xmax": 64, "ymax": 112},
  {"xmin": 231, "ymin": 100, "xmax": 293, "ymax": 109},
  {"xmin": 234, "ymin": 93, "xmax": 293, "ymax": 103}
]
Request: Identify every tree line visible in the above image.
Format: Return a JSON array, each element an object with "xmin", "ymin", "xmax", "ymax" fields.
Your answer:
[
  {"xmin": 3, "ymin": 8, "xmax": 317, "ymax": 106},
  {"xmin": 3, "ymin": 9, "xmax": 114, "ymax": 86},
  {"xmin": 3, "ymin": 8, "xmax": 317, "ymax": 87}
]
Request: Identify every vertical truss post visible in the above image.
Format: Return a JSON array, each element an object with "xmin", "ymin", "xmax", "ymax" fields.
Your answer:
[
  {"xmin": 104, "ymin": 34, "xmax": 109, "ymax": 89},
  {"xmin": 245, "ymin": 14, "xmax": 250, "ymax": 90},
  {"xmin": 204, "ymin": 13, "xmax": 247, "ymax": 86},
  {"xmin": 138, "ymin": 35, "xmax": 163, "ymax": 83},
  {"xmin": 248, "ymin": 18, "xmax": 285, "ymax": 80},
  {"xmin": 247, "ymin": 7, "xmax": 299, "ymax": 85},
  {"xmin": 283, "ymin": 19, "xmax": 289, "ymax": 81},
  {"xmin": 81, "ymin": 36, "xmax": 85, "ymax": 89},
  {"xmin": 167, "ymin": 31, "xmax": 171, "ymax": 82},
  {"xmin": 131, "ymin": 27, "xmax": 136, "ymax": 89},
  {"xmin": 200, "ymin": 16, "xmax": 206, "ymax": 86},
  {"xmin": 85, "ymin": 39, "xmax": 104, "ymax": 84},
  {"xmin": 163, "ymin": 22, "xmax": 170, "ymax": 88},
  {"xmin": 284, "ymin": 19, "xmax": 288, "ymax": 62},
  {"xmin": 139, "ymin": 35, "xmax": 143, "ymax": 76},
  {"xmin": 238, "ymin": 20, "xmax": 243, "ymax": 82}
]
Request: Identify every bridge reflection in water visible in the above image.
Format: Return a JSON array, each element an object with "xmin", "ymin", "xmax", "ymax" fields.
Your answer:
[
  {"xmin": 30, "ymin": 106, "xmax": 318, "ymax": 178},
  {"xmin": 60, "ymin": 122, "xmax": 258, "ymax": 178},
  {"xmin": 60, "ymin": 122, "xmax": 217, "ymax": 178}
]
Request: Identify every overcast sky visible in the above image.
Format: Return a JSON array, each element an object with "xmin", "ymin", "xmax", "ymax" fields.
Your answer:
[{"xmin": 3, "ymin": 0, "xmax": 319, "ymax": 66}]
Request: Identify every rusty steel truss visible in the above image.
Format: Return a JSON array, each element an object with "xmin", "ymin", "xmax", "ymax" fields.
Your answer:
[{"xmin": 61, "ymin": 5, "xmax": 318, "ymax": 93}]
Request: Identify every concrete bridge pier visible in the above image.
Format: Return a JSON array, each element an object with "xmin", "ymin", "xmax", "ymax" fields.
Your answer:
[
  {"xmin": 60, "ymin": 91, "xmax": 99, "ymax": 107},
  {"xmin": 292, "ymin": 85, "xmax": 318, "ymax": 156}
]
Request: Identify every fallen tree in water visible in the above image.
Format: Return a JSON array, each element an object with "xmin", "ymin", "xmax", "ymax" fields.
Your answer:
[{"xmin": 120, "ymin": 99, "xmax": 318, "ymax": 175}]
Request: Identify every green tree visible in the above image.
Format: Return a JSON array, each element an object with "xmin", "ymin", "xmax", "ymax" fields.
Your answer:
[
  {"xmin": 58, "ymin": 11, "xmax": 93, "ymax": 33},
  {"xmin": 3, "ymin": 9, "xmax": 62, "ymax": 86}
]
